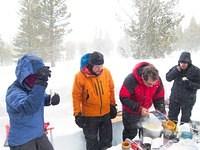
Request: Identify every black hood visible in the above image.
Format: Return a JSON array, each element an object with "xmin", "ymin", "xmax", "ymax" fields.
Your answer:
[{"xmin": 178, "ymin": 52, "xmax": 192, "ymax": 64}]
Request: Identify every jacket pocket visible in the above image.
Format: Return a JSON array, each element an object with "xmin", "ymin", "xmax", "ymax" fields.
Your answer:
[{"xmin": 83, "ymin": 89, "xmax": 90, "ymax": 102}]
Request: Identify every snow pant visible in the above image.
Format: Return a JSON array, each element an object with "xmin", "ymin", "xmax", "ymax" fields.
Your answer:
[
  {"xmin": 9, "ymin": 134, "xmax": 54, "ymax": 150},
  {"xmin": 122, "ymin": 111, "xmax": 141, "ymax": 141},
  {"xmin": 82, "ymin": 113, "xmax": 112, "ymax": 150},
  {"xmin": 168, "ymin": 100, "xmax": 195, "ymax": 123}
]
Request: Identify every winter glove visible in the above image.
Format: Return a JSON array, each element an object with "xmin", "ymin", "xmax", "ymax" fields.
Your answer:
[
  {"xmin": 154, "ymin": 100, "xmax": 166, "ymax": 114},
  {"xmin": 182, "ymin": 77, "xmax": 190, "ymax": 88},
  {"xmin": 182, "ymin": 77, "xmax": 188, "ymax": 81},
  {"xmin": 35, "ymin": 66, "xmax": 51, "ymax": 88},
  {"xmin": 75, "ymin": 113, "xmax": 86, "ymax": 128},
  {"xmin": 45, "ymin": 95, "xmax": 51, "ymax": 106},
  {"xmin": 36, "ymin": 66, "xmax": 51, "ymax": 81},
  {"xmin": 110, "ymin": 104, "xmax": 117, "ymax": 119},
  {"xmin": 156, "ymin": 105, "xmax": 166, "ymax": 115},
  {"xmin": 35, "ymin": 79, "xmax": 48, "ymax": 87},
  {"xmin": 51, "ymin": 93, "xmax": 60, "ymax": 105}
]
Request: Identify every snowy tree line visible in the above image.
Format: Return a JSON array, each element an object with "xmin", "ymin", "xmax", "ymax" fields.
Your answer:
[
  {"xmin": 118, "ymin": 0, "xmax": 200, "ymax": 58},
  {"xmin": 1, "ymin": 0, "xmax": 200, "ymax": 65},
  {"xmin": 13, "ymin": 0, "xmax": 71, "ymax": 67}
]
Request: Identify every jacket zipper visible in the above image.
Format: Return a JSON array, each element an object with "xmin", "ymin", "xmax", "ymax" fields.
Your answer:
[
  {"xmin": 96, "ymin": 79, "xmax": 102, "ymax": 114},
  {"xmin": 100, "ymin": 80, "xmax": 104, "ymax": 95},
  {"xmin": 94, "ymin": 84, "xmax": 99, "ymax": 96}
]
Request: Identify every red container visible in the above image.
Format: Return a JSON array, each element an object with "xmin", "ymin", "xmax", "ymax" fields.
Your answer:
[{"xmin": 131, "ymin": 143, "xmax": 140, "ymax": 150}]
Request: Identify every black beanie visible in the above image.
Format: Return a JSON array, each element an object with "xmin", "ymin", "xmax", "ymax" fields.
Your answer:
[
  {"xmin": 178, "ymin": 52, "xmax": 192, "ymax": 64},
  {"xmin": 89, "ymin": 51, "xmax": 104, "ymax": 65}
]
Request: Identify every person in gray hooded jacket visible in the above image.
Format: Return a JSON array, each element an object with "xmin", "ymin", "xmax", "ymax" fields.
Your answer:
[{"xmin": 166, "ymin": 51, "xmax": 200, "ymax": 123}]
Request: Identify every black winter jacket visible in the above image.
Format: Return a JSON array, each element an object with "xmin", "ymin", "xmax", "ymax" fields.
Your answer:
[{"xmin": 166, "ymin": 64, "xmax": 200, "ymax": 104}]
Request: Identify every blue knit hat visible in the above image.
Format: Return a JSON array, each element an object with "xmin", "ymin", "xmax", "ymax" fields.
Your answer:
[{"xmin": 80, "ymin": 53, "xmax": 90, "ymax": 69}]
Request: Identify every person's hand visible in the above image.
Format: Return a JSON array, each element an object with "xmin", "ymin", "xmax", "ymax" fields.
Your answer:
[
  {"xmin": 110, "ymin": 104, "xmax": 117, "ymax": 119},
  {"xmin": 51, "ymin": 93, "xmax": 60, "ymax": 105},
  {"xmin": 154, "ymin": 100, "xmax": 166, "ymax": 114},
  {"xmin": 35, "ymin": 66, "xmax": 51, "ymax": 88},
  {"xmin": 141, "ymin": 107, "xmax": 149, "ymax": 117},
  {"xmin": 35, "ymin": 79, "xmax": 48, "ymax": 87},
  {"xmin": 75, "ymin": 113, "xmax": 86, "ymax": 128},
  {"xmin": 182, "ymin": 77, "xmax": 188, "ymax": 81},
  {"xmin": 177, "ymin": 66, "xmax": 181, "ymax": 72},
  {"xmin": 36, "ymin": 66, "xmax": 51, "ymax": 81},
  {"xmin": 182, "ymin": 77, "xmax": 190, "ymax": 87}
]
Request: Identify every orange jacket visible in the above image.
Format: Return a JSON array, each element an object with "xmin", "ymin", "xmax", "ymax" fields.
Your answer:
[{"xmin": 72, "ymin": 67, "xmax": 116, "ymax": 117}]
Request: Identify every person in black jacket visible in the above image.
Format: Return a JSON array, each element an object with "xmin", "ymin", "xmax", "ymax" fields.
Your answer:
[{"xmin": 166, "ymin": 51, "xmax": 200, "ymax": 124}]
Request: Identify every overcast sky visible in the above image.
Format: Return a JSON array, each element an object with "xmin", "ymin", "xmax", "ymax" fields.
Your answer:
[{"xmin": 0, "ymin": 0, "xmax": 200, "ymax": 43}]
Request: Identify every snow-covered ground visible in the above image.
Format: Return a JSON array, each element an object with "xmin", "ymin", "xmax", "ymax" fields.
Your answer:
[{"xmin": 1, "ymin": 51, "xmax": 200, "ymax": 150}]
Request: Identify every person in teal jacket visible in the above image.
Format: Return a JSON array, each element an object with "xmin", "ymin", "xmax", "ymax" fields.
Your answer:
[{"xmin": 6, "ymin": 54, "xmax": 60, "ymax": 150}]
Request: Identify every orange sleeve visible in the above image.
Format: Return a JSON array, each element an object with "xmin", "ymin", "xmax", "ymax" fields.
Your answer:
[
  {"xmin": 72, "ymin": 73, "xmax": 83, "ymax": 116},
  {"xmin": 107, "ymin": 69, "xmax": 116, "ymax": 105}
]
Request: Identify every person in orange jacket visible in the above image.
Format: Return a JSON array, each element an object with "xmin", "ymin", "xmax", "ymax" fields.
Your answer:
[{"xmin": 72, "ymin": 51, "xmax": 117, "ymax": 150}]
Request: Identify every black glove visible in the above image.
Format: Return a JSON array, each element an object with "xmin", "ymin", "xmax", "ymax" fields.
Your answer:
[
  {"xmin": 157, "ymin": 105, "xmax": 166, "ymax": 114},
  {"xmin": 154, "ymin": 100, "xmax": 166, "ymax": 114},
  {"xmin": 35, "ymin": 79, "xmax": 48, "ymax": 87},
  {"xmin": 36, "ymin": 66, "xmax": 51, "ymax": 81},
  {"xmin": 110, "ymin": 104, "xmax": 117, "ymax": 119},
  {"xmin": 75, "ymin": 114, "xmax": 86, "ymax": 128},
  {"xmin": 51, "ymin": 93, "xmax": 60, "ymax": 105}
]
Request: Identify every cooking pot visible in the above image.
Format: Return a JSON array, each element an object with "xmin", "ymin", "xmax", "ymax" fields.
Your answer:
[
  {"xmin": 142, "ymin": 124, "xmax": 163, "ymax": 138},
  {"xmin": 141, "ymin": 114, "xmax": 163, "ymax": 138}
]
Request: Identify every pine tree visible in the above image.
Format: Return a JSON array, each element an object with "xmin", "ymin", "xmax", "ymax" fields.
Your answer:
[
  {"xmin": 14, "ymin": 0, "xmax": 71, "ymax": 66},
  {"xmin": 126, "ymin": 0, "xmax": 183, "ymax": 58},
  {"xmin": 0, "ymin": 37, "xmax": 5, "ymax": 64},
  {"xmin": 64, "ymin": 41, "xmax": 76, "ymax": 60},
  {"xmin": 40, "ymin": 0, "xmax": 71, "ymax": 66},
  {"xmin": 0, "ymin": 37, "xmax": 13, "ymax": 65},
  {"xmin": 92, "ymin": 30, "xmax": 114, "ymax": 55},
  {"xmin": 117, "ymin": 34, "xmax": 132, "ymax": 57},
  {"xmin": 14, "ymin": 0, "xmax": 44, "ymax": 58},
  {"xmin": 174, "ymin": 25, "xmax": 184, "ymax": 51},
  {"xmin": 182, "ymin": 17, "xmax": 200, "ymax": 51}
]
